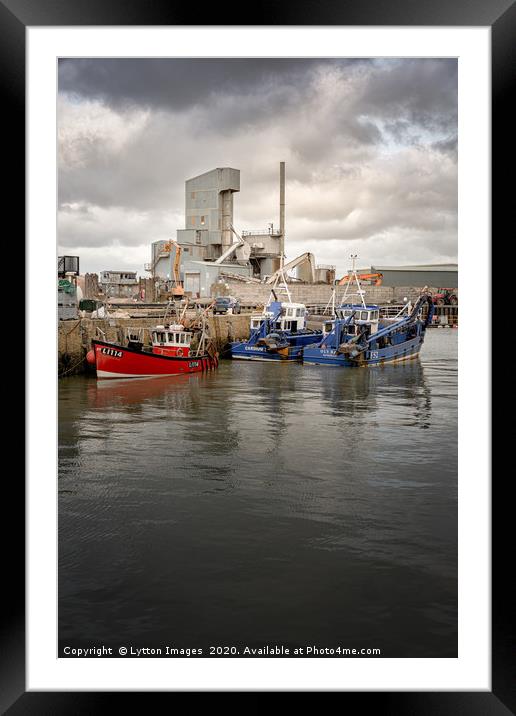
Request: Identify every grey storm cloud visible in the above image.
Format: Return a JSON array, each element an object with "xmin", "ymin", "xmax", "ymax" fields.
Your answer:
[
  {"xmin": 58, "ymin": 57, "xmax": 457, "ymax": 275},
  {"xmin": 58, "ymin": 58, "xmax": 370, "ymax": 112}
]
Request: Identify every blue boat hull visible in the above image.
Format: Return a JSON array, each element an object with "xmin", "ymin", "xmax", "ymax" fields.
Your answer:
[
  {"xmin": 231, "ymin": 332, "xmax": 319, "ymax": 362},
  {"xmin": 303, "ymin": 335, "xmax": 424, "ymax": 367},
  {"xmin": 230, "ymin": 344, "xmax": 301, "ymax": 361}
]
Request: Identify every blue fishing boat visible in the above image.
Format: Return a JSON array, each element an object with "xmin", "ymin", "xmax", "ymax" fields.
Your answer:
[
  {"xmin": 303, "ymin": 256, "xmax": 434, "ymax": 368},
  {"xmin": 230, "ymin": 299, "xmax": 322, "ymax": 361},
  {"xmin": 230, "ymin": 272, "xmax": 321, "ymax": 361}
]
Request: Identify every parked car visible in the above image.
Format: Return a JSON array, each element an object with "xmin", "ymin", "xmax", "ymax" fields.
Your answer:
[{"xmin": 213, "ymin": 296, "xmax": 241, "ymax": 315}]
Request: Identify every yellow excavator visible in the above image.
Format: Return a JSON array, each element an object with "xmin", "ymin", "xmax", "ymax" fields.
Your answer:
[
  {"xmin": 337, "ymin": 271, "xmax": 383, "ymax": 286},
  {"xmin": 169, "ymin": 243, "xmax": 185, "ymax": 299}
]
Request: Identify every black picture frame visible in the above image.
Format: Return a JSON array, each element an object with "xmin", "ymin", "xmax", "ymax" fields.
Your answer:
[{"xmin": 6, "ymin": 0, "xmax": 509, "ymax": 709}]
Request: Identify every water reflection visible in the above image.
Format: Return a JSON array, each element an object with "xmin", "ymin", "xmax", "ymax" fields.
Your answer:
[
  {"xmin": 59, "ymin": 331, "xmax": 457, "ymax": 656},
  {"xmin": 315, "ymin": 360, "xmax": 432, "ymax": 430},
  {"xmin": 87, "ymin": 373, "xmax": 198, "ymax": 410}
]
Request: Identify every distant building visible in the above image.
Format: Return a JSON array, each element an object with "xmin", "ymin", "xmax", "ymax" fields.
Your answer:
[
  {"xmin": 99, "ymin": 270, "xmax": 139, "ymax": 298},
  {"xmin": 370, "ymin": 264, "xmax": 458, "ymax": 288},
  {"xmin": 147, "ymin": 241, "xmax": 175, "ymax": 280}
]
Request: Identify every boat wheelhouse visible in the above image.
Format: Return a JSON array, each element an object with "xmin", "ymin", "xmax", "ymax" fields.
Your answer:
[
  {"xmin": 150, "ymin": 324, "xmax": 193, "ymax": 357},
  {"xmin": 248, "ymin": 301, "xmax": 307, "ymax": 333}
]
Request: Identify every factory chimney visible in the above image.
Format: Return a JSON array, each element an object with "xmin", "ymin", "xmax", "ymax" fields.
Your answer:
[{"xmin": 279, "ymin": 161, "xmax": 285, "ymax": 268}]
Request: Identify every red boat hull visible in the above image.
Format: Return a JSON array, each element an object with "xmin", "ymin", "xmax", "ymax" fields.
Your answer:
[{"xmin": 91, "ymin": 340, "xmax": 218, "ymax": 379}]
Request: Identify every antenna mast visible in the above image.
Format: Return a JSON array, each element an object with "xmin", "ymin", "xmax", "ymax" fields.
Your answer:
[{"xmin": 340, "ymin": 254, "xmax": 367, "ymax": 307}]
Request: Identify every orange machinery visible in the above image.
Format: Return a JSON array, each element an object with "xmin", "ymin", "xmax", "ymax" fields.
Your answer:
[
  {"xmin": 158, "ymin": 242, "xmax": 184, "ymax": 299},
  {"xmin": 170, "ymin": 243, "xmax": 184, "ymax": 298},
  {"xmin": 337, "ymin": 272, "xmax": 383, "ymax": 286}
]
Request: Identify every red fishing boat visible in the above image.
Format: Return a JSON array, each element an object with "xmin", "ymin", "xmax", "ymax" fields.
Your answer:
[{"xmin": 86, "ymin": 323, "xmax": 218, "ymax": 379}]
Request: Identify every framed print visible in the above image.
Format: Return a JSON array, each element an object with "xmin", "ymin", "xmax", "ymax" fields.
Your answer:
[{"xmin": 4, "ymin": 0, "xmax": 511, "ymax": 709}]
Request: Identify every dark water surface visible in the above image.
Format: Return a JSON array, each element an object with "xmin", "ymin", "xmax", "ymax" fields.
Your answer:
[{"xmin": 59, "ymin": 330, "xmax": 457, "ymax": 657}]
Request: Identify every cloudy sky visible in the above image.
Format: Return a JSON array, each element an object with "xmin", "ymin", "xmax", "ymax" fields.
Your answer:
[{"xmin": 58, "ymin": 58, "xmax": 457, "ymax": 276}]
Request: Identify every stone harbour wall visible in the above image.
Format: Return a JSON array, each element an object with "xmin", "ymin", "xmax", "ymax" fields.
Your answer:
[{"xmin": 219, "ymin": 282, "xmax": 444, "ymax": 306}]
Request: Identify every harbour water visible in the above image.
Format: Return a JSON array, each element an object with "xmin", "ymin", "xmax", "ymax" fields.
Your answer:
[{"xmin": 59, "ymin": 329, "xmax": 457, "ymax": 657}]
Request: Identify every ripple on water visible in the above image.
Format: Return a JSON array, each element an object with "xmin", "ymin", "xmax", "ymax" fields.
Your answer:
[{"xmin": 58, "ymin": 329, "xmax": 457, "ymax": 655}]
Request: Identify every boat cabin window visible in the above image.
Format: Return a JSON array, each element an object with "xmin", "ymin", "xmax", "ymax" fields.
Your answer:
[
  {"xmin": 154, "ymin": 331, "xmax": 191, "ymax": 345},
  {"xmin": 251, "ymin": 318, "xmax": 263, "ymax": 330},
  {"xmin": 340, "ymin": 323, "xmax": 359, "ymax": 335},
  {"xmin": 324, "ymin": 321, "xmax": 333, "ymax": 333},
  {"xmin": 174, "ymin": 333, "xmax": 190, "ymax": 344}
]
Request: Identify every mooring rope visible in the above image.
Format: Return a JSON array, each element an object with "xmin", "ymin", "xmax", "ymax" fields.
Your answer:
[
  {"xmin": 61, "ymin": 319, "xmax": 82, "ymax": 336},
  {"xmin": 58, "ymin": 355, "xmax": 86, "ymax": 378},
  {"xmin": 218, "ymin": 340, "xmax": 246, "ymax": 357}
]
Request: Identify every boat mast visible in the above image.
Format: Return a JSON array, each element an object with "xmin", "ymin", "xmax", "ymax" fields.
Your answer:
[
  {"xmin": 323, "ymin": 286, "xmax": 336, "ymax": 316},
  {"xmin": 267, "ymin": 262, "xmax": 292, "ymax": 305},
  {"xmin": 162, "ymin": 298, "xmax": 172, "ymax": 325},
  {"xmin": 340, "ymin": 254, "xmax": 367, "ymax": 308}
]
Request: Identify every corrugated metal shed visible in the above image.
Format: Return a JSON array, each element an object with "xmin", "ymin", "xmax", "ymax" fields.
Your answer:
[{"xmin": 371, "ymin": 264, "xmax": 458, "ymax": 288}]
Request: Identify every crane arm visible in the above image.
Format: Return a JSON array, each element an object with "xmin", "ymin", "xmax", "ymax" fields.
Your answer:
[
  {"xmin": 214, "ymin": 225, "xmax": 246, "ymax": 264},
  {"xmin": 172, "ymin": 244, "xmax": 182, "ymax": 283},
  {"xmin": 265, "ymin": 252, "xmax": 315, "ymax": 284}
]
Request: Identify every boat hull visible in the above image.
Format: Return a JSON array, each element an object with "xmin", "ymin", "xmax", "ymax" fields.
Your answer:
[
  {"xmin": 91, "ymin": 340, "xmax": 218, "ymax": 379},
  {"xmin": 302, "ymin": 335, "xmax": 424, "ymax": 367},
  {"xmin": 230, "ymin": 332, "xmax": 319, "ymax": 362},
  {"xmin": 230, "ymin": 343, "xmax": 302, "ymax": 361}
]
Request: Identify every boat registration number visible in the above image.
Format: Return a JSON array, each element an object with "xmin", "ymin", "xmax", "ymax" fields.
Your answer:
[
  {"xmin": 101, "ymin": 347, "xmax": 123, "ymax": 358},
  {"xmin": 189, "ymin": 361, "xmax": 200, "ymax": 368}
]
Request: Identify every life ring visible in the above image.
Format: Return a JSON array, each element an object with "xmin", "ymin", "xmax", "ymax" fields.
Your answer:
[{"xmin": 177, "ymin": 348, "xmax": 183, "ymax": 356}]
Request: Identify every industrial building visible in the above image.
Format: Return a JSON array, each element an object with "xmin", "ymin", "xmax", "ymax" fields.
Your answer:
[
  {"xmin": 146, "ymin": 164, "xmax": 293, "ymax": 298},
  {"xmin": 147, "ymin": 167, "xmax": 255, "ymax": 293},
  {"xmin": 99, "ymin": 270, "xmax": 139, "ymax": 298},
  {"xmin": 145, "ymin": 163, "xmax": 353, "ymax": 298},
  {"xmin": 369, "ymin": 264, "xmax": 458, "ymax": 288},
  {"xmin": 147, "ymin": 166, "xmax": 286, "ymax": 295}
]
